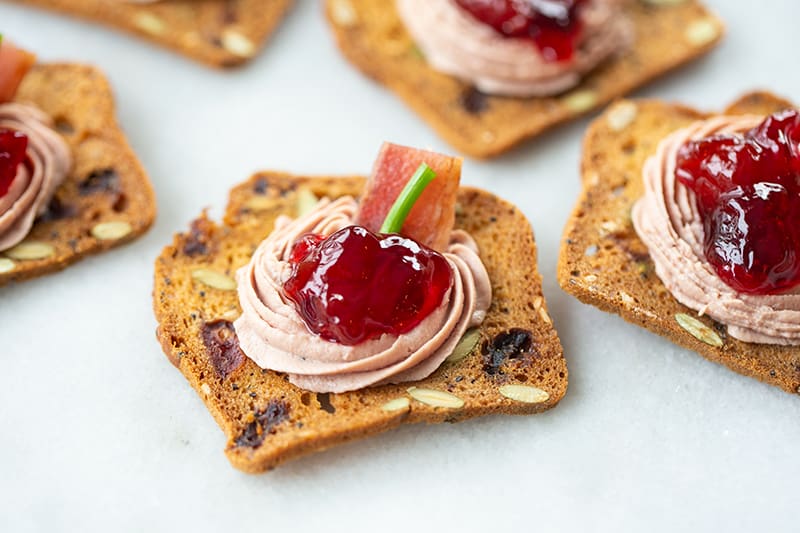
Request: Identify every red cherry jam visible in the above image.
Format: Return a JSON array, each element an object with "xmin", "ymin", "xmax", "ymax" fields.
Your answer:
[
  {"xmin": 283, "ymin": 226, "xmax": 453, "ymax": 345},
  {"xmin": 0, "ymin": 129, "xmax": 28, "ymax": 198},
  {"xmin": 676, "ymin": 110, "xmax": 800, "ymax": 295},
  {"xmin": 454, "ymin": 0, "xmax": 587, "ymax": 62}
]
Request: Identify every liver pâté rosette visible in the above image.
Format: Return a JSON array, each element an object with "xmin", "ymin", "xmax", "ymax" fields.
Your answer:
[
  {"xmin": 633, "ymin": 109, "xmax": 800, "ymax": 346},
  {"xmin": 0, "ymin": 40, "xmax": 71, "ymax": 252},
  {"xmin": 234, "ymin": 143, "xmax": 492, "ymax": 393},
  {"xmin": 397, "ymin": 0, "xmax": 632, "ymax": 97}
]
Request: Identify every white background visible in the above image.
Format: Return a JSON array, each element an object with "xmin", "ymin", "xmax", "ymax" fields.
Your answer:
[{"xmin": 1, "ymin": 1, "xmax": 799, "ymax": 531}]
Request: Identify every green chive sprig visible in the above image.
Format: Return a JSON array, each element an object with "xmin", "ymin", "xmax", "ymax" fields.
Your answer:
[{"xmin": 379, "ymin": 162, "xmax": 437, "ymax": 234}]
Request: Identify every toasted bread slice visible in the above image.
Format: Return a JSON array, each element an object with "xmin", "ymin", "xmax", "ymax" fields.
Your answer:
[
  {"xmin": 325, "ymin": 0, "xmax": 723, "ymax": 158},
  {"xmin": 10, "ymin": 0, "xmax": 294, "ymax": 68},
  {"xmin": 558, "ymin": 91, "xmax": 800, "ymax": 394},
  {"xmin": 154, "ymin": 172, "xmax": 567, "ymax": 473},
  {"xmin": 0, "ymin": 64, "xmax": 155, "ymax": 286}
]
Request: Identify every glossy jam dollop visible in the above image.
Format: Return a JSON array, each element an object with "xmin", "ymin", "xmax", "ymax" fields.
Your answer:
[
  {"xmin": 0, "ymin": 129, "xmax": 28, "ymax": 198},
  {"xmin": 676, "ymin": 110, "xmax": 800, "ymax": 295},
  {"xmin": 454, "ymin": 0, "xmax": 587, "ymax": 62},
  {"xmin": 283, "ymin": 226, "xmax": 453, "ymax": 345}
]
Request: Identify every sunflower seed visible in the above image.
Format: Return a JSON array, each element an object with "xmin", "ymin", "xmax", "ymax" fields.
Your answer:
[
  {"xmin": 221, "ymin": 29, "xmax": 256, "ymax": 58},
  {"xmin": 619, "ymin": 291, "xmax": 635, "ymax": 305},
  {"xmin": 0, "ymin": 258, "xmax": 15, "ymax": 273},
  {"xmin": 330, "ymin": 0, "xmax": 358, "ymax": 27},
  {"xmin": 607, "ymin": 101, "xmax": 638, "ymax": 131},
  {"xmin": 220, "ymin": 308, "xmax": 241, "ymax": 321},
  {"xmin": 538, "ymin": 306, "xmax": 552, "ymax": 325},
  {"xmin": 4, "ymin": 241, "xmax": 55, "ymax": 260},
  {"xmin": 675, "ymin": 313, "xmax": 723, "ymax": 347},
  {"xmin": 134, "ymin": 13, "xmax": 165, "ymax": 35},
  {"xmin": 381, "ymin": 397, "xmax": 410, "ymax": 412},
  {"xmin": 407, "ymin": 387, "xmax": 464, "ymax": 409},
  {"xmin": 562, "ymin": 90, "xmax": 597, "ymax": 113},
  {"xmin": 244, "ymin": 196, "xmax": 278, "ymax": 211},
  {"xmin": 686, "ymin": 19, "xmax": 720, "ymax": 47},
  {"xmin": 499, "ymin": 384, "xmax": 550, "ymax": 404},
  {"xmin": 296, "ymin": 187, "xmax": 319, "ymax": 217},
  {"xmin": 446, "ymin": 328, "xmax": 480, "ymax": 363},
  {"xmin": 191, "ymin": 268, "xmax": 237, "ymax": 291},
  {"xmin": 91, "ymin": 221, "xmax": 132, "ymax": 240}
]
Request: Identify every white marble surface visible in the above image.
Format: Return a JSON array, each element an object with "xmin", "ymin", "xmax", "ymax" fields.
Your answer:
[{"xmin": 1, "ymin": 1, "xmax": 799, "ymax": 531}]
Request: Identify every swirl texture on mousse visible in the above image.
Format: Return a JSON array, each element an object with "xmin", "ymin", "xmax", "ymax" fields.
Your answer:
[
  {"xmin": 396, "ymin": 0, "xmax": 632, "ymax": 97},
  {"xmin": 632, "ymin": 114, "xmax": 800, "ymax": 345},
  {"xmin": 234, "ymin": 196, "xmax": 492, "ymax": 393},
  {"xmin": 0, "ymin": 103, "xmax": 72, "ymax": 251}
]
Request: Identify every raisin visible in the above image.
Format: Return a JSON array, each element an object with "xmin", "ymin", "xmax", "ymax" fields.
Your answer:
[
  {"xmin": 79, "ymin": 168, "xmax": 119, "ymax": 195},
  {"xmin": 481, "ymin": 328, "xmax": 534, "ymax": 375},
  {"xmin": 461, "ymin": 87, "xmax": 489, "ymax": 115},
  {"xmin": 235, "ymin": 401, "xmax": 290, "ymax": 448},
  {"xmin": 200, "ymin": 320, "xmax": 245, "ymax": 380},
  {"xmin": 36, "ymin": 196, "xmax": 77, "ymax": 223},
  {"xmin": 182, "ymin": 216, "xmax": 214, "ymax": 256}
]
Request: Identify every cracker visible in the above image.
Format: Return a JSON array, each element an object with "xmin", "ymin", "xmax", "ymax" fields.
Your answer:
[
  {"xmin": 10, "ymin": 0, "xmax": 294, "ymax": 67},
  {"xmin": 154, "ymin": 172, "xmax": 567, "ymax": 472},
  {"xmin": 1, "ymin": 64, "xmax": 156, "ymax": 286},
  {"xmin": 325, "ymin": 0, "xmax": 724, "ymax": 158},
  {"xmin": 558, "ymin": 91, "xmax": 800, "ymax": 394}
]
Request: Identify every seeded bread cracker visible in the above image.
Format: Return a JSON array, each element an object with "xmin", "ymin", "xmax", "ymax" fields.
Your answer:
[
  {"xmin": 325, "ymin": 0, "xmax": 723, "ymax": 159},
  {"xmin": 10, "ymin": 0, "xmax": 294, "ymax": 68},
  {"xmin": 558, "ymin": 91, "xmax": 800, "ymax": 394},
  {"xmin": 0, "ymin": 64, "xmax": 155, "ymax": 286},
  {"xmin": 153, "ymin": 172, "xmax": 567, "ymax": 473}
]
